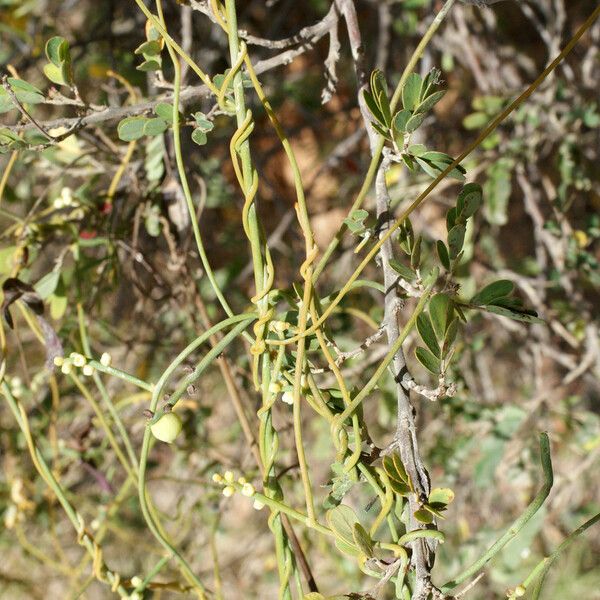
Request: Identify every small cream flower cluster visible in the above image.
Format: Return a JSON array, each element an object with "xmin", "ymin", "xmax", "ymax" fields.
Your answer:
[
  {"xmin": 4, "ymin": 479, "xmax": 34, "ymax": 529},
  {"xmin": 211, "ymin": 471, "xmax": 264, "ymax": 510},
  {"xmin": 119, "ymin": 577, "xmax": 144, "ymax": 600},
  {"xmin": 269, "ymin": 320, "xmax": 290, "ymax": 334},
  {"xmin": 5, "ymin": 373, "xmax": 49, "ymax": 398},
  {"xmin": 53, "ymin": 351, "xmax": 112, "ymax": 376},
  {"xmin": 52, "ymin": 187, "xmax": 76, "ymax": 210},
  {"xmin": 268, "ymin": 373, "xmax": 309, "ymax": 405}
]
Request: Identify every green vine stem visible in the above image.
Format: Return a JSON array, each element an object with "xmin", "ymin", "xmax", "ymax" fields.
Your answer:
[
  {"xmin": 166, "ymin": 317, "xmax": 256, "ymax": 409},
  {"xmin": 256, "ymin": 333, "xmax": 293, "ymax": 597},
  {"xmin": 147, "ymin": 312, "xmax": 256, "ymax": 418},
  {"xmin": 85, "ymin": 361, "xmax": 153, "ymax": 392},
  {"xmin": 441, "ymin": 432, "xmax": 554, "ymax": 593},
  {"xmin": 157, "ymin": 1, "xmax": 244, "ymax": 330},
  {"xmin": 77, "ymin": 304, "xmax": 139, "ymax": 470},
  {"xmin": 1, "ymin": 381, "xmax": 129, "ymax": 597},
  {"xmin": 220, "ymin": 0, "xmax": 306, "ymax": 594},
  {"xmin": 332, "ymin": 277, "xmax": 435, "ymax": 441},
  {"xmin": 136, "ymin": 310, "xmax": 256, "ymax": 597},
  {"xmin": 513, "ymin": 511, "xmax": 600, "ymax": 600},
  {"xmin": 222, "ymin": 0, "xmax": 272, "ymax": 376},
  {"xmin": 312, "ymin": 0, "xmax": 458, "ymax": 281},
  {"xmin": 273, "ymin": 5, "xmax": 600, "ymax": 348},
  {"xmin": 242, "ymin": 45, "xmax": 319, "ymax": 522}
]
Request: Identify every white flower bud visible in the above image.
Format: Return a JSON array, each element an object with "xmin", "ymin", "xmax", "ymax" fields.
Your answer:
[
  {"xmin": 71, "ymin": 353, "xmax": 87, "ymax": 367},
  {"xmin": 222, "ymin": 486, "xmax": 234, "ymax": 498},
  {"xmin": 241, "ymin": 483, "xmax": 255, "ymax": 497},
  {"xmin": 268, "ymin": 381, "xmax": 282, "ymax": 394},
  {"xmin": 100, "ymin": 352, "xmax": 112, "ymax": 367},
  {"xmin": 61, "ymin": 361, "xmax": 73, "ymax": 375},
  {"xmin": 281, "ymin": 391, "xmax": 294, "ymax": 405},
  {"xmin": 4, "ymin": 505, "xmax": 18, "ymax": 529},
  {"xmin": 60, "ymin": 187, "xmax": 73, "ymax": 206}
]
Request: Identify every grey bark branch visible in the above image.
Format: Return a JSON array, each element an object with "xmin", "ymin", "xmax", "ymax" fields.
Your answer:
[
  {"xmin": 376, "ymin": 161, "xmax": 434, "ymax": 600},
  {"xmin": 334, "ymin": 0, "xmax": 435, "ymax": 596},
  {"xmin": 2, "ymin": 11, "xmax": 336, "ymax": 139},
  {"xmin": 190, "ymin": 0, "xmax": 338, "ymax": 50},
  {"xmin": 321, "ymin": 18, "xmax": 341, "ymax": 104}
]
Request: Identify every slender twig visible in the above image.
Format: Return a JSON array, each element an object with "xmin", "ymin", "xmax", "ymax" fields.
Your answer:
[
  {"xmin": 441, "ymin": 433, "xmax": 554, "ymax": 593},
  {"xmin": 518, "ymin": 511, "xmax": 600, "ymax": 599},
  {"xmin": 270, "ymin": 2, "xmax": 600, "ymax": 346},
  {"xmin": 2, "ymin": 75, "xmax": 53, "ymax": 140},
  {"xmin": 334, "ymin": 326, "xmax": 385, "ymax": 366}
]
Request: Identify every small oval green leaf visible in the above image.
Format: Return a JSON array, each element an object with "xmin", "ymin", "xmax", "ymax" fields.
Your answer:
[
  {"xmin": 326, "ymin": 505, "xmax": 359, "ymax": 545},
  {"xmin": 191, "ymin": 129, "xmax": 208, "ymax": 146},
  {"xmin": 45, "ymin": 36, "xmax": 69, "ymax": 66},
  {"xmin": 389, "ymin": 259, "xmax": 416, "ymax": 281},
  {"xmin": 470, "ymin": 280, "xmax": 514, "ymax": 306},
  {"xmin": 414, "ymin": 508, "xmax": 434, "ymax": 524},
  {"xmin": 8, "ymin": 78, "xmax": 44, "ymax": 104},
  {"xmin": 429, "ymin": 487, "xmax": 455, "ymax": 505},
  {"xmin": 402, "ymin": 72, "xmax": 422, "ymax": 112},
  {"xmin": 437, "ymin": 240, "xmax": 450, "ymax": 270},
  {"xmin": 143, "ymin": 117, "xmax": 168, "ymax": 136},
  {"xmin": 429, "ymin": 293, "xmax": 452, "ymax": 339},
  {"xmin": 415, "ymin": 346, "xmax": 441, "ymax": 374},
  {"xmin": 417, "ymin": 313, "xmax": 440, "ymax": 357},
  {"xmin": 117, "ymin": 116, "xmax": 147, "ymax": 141},
  {"xmin": 447, "ymin": 223, "xmax": 466, "ymax": 259},
  {"xmin": 352, "ymin": 523, "xmax": 374, "ymax": 558}
]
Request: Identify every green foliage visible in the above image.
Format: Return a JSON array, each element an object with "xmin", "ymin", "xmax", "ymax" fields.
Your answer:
[
  {"xmin": 1, "ymin": 2, "xmax": 598, "ymax": 599},
  {"xmin": 43, "ymin": 36, "xmax": 73, "ymax": 86},
  {"xmin": 135, "ymin": 18, "xmax": 164, "ymax": 71}
]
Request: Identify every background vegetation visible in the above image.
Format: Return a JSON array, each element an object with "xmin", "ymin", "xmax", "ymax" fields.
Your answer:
[{"xmin": 0, "ymin": 1, "xmax": 599, "ymax": 599}]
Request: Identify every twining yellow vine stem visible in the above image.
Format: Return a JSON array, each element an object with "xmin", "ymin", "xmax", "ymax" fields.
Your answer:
[
  {"xmin": 269, "ymin": 3, "xmax": 600, "ymax": 347},
  {"xmin": 243, "ymin": 39, "xmax": 322, "ymax": 521},
  {"xmin": 151, "ymin": 1, "xmax": 246, "ymax": 335}
]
